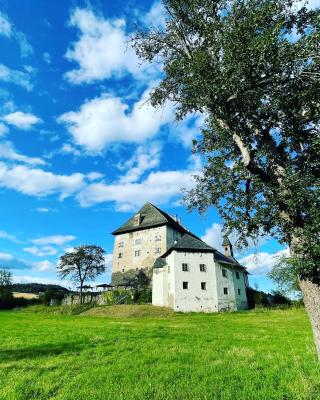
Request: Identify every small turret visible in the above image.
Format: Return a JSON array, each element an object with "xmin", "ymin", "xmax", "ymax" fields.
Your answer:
[{"xmin": 222, "ymin": 236, "xmax": 233, "ymax": 257}]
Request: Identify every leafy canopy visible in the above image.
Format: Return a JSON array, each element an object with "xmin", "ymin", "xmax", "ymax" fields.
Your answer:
[
  {"xmin": 133, "ymin": 0, "xmax": 320, "ymax": 281},
  {"xmin": 58, "ymin": 245, "xmax": 106, "ymax": 286}
]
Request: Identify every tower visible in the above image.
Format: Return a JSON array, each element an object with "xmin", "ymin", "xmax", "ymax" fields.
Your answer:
[{"xmin": 222, "ymin": 236, "xmax": 233, "ymax": 257}]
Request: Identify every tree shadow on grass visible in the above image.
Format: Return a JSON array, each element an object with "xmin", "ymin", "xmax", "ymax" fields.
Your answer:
[{"xmin": 0, "ymin": 341, "xmax": 87, "ymax": 362}]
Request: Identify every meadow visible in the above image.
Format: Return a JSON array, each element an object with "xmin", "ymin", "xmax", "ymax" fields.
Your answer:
[{"xmin": 0, "ymin": 306, "xmax": 319, "ymax": 400}]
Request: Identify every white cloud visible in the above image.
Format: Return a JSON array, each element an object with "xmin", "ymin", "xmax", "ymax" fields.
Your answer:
[
  {"xmin": 35, "ymin": 207, "xmax": 56, "ymax": 213},
  {"xmin": 239, "ymin": 248, "xmax": 289, "ymax": 275},
  {"xmin": 43, "ymin": 52, "xmax": 51, "ymax": 64},
  {"xmin": 0, "ymin": 12, "xmax": 12, "ymax": 37},
  {"xmin": 0, "ymin": 123, "xmax": 8, "ymax": 137},
  {"xmin": 0, "ymin": 13, "xmax": 33, "ymax": 57},
  {"xmin": 60, "ymin": 143, "xmax": 81, "ymax": 157},
  {"xmin": 78, "ymin": 168, "xmax": 196, "ymax": 210},
  {"xmin": 0, "ymin": 162, "xmax": 86, "ymax": 199},
  {"xmin": 0, "ymin": 141, "xmax": 45, "ymax": 166},
  {"xmin": 0, "ymin": 230, "xmax": 19, "ymax": 242},
  {"xmin": 87, "ymin": 172, "xmax": 104, "ymax": 181},
  {"xmin": 201, "ymin": 223, "xmax": 226, "ymax": 251},
  {"xmin": 32, "ymin": 260, "xmax": 56, "ymax": 272},
  {"xmin": 64, "ymin": 8, "xmax": 154, "ymax": 84},
  {"xmin": 2, "ymin": 111, "xmax": 41, "ymax": 130},
  {"xmin": 118, "ymin": 142, "xmax": 162, "ymax": 184},
  {"xmin": 0, "ymin": 252, "xmax": 31, "ymax": 269},
  {"xmin": 0, "ymin": 63, "xmax": 33, "ymax": 90},
  {"xmin": 143, "ymin": 1, "xmax": 166, "ymax": 28},
  {"xmin": 58, "ymin": 86, "xmax": 174, "ymax": 152},
  {"xmin": 24, "ymin": 246, "xmax": 58, "ymax": 257},
  {"xmin": 32, "ymin": 235, "xmax": 76, "ymax": 246}
]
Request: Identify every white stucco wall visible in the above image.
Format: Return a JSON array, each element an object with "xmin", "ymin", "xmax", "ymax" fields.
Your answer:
[{"xmin": 152, "ymin": 251, "xmax": 249, "ymax": 313}]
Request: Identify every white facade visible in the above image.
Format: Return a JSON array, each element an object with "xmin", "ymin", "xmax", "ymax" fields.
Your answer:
[{"xmin": 152, "ymin": 250, "xmax": 248, "ymax": 313}]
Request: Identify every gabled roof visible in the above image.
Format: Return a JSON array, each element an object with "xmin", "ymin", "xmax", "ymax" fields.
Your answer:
[
  {"xmin": 156, "ymin": 233, "xmax": 247, "ymax": 272},
  {"xmin": 222, "ymin": 236, "xmax": 232, "ymax": 247},
  {"xmin": 112, "ymin": 202, "xmax": 191, "ymax": 235},
  {"xmin": 161, "ymin": 234, "xmax": 215, "ymax": 257}
]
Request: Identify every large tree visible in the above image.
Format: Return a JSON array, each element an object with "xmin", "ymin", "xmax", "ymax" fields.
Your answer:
[
  {"xmin": 133, "ymin": 0, "xmax": 320, "ymax": 356},
  {"xmin": 58, "ymin": 245, "xmax": 106, "ymax": 304}
]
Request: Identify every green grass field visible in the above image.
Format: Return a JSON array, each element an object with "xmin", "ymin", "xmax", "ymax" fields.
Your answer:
[{"xmin": 0, "ymin": 306, "xmax": 319, "ymax": 400}]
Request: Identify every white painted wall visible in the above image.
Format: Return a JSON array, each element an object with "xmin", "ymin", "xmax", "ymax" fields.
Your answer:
[{"xmin": 152, "ymin": 251, "xmax": 249, "ymax": 313}]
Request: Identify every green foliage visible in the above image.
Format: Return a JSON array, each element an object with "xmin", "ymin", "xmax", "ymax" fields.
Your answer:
[
  {"xmin": 8, "ymin": 283, "xmax": 69, "ymax": 294},
  {"xmin": 58, "ymin": 245, "xmax": 106, "ymax": 304},
  {"xmin": 0, "ymin": 269, "xmax": 12, "ymax": 287},
  {"xmin": 133, "ymin": 0, "xmax": 320, "ymax": 281},
  {"xmin": 0, "ymin": 308, "xmax": 319, "ymax": 399}
]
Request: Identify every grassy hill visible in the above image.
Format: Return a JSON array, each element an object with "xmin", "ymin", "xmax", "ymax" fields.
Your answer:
[{"xmin": 0, "ymin": 306, "xmax": 319, "ymax": 400}]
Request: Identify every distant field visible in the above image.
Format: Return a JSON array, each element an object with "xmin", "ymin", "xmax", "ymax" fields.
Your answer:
[
  {"xmin": 12, "ymin": 292, "xmax": 39, "ymax": 299},
  {"xmin": 0, "ymin": 306, "xmax": 319, "ymax": 400}
]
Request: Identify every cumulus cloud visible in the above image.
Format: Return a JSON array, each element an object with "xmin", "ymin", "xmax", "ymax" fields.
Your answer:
[
  {"xmin": 239, "ymin": 248, "xmax": 289, "ymax": 275},
  {"xmin": 0, "ymin": 252, "xmax": 31, "ymax": 270},
  {"xmin": 64, "ymin": 8, "xmax": 156, "ymax": 84},
  {"xmin": 32, "ymin": 260, "xmax": 56, "ymax": 272},
  {"xmin": 0, "ymin": 63, "xmax": 33, "ymax": 90},
  {"xmin": 0, "ymin": 12, "xmax": 12, "ymax": 37},
  {"xmin": 32, "ymin": 235, "xmax": 76, "ymax": 246},
  {"xmin": 78, "ymin": 168, "xmax": 196, "ymax": 210},
  {"xmin": 118, "ymin": 142, "xmax": 162, "ymax": 184},
  {"xmin": 201, "ymin": 223, "xmax": 226, "ymax": 251},
  {"xmin": 24, "ymin": 246, "xmax": 58, "ymax": 257},
  {"xmin": 0, "ymin": 162, "xmax": 86, "ymax": 199},
  {"xmin": 58, "ymin": 86, "xmax": 174, "ymax": 152},
  {"xmin": 2, "ymin": 111, "xmax": 41, "ymax": 130},
  {"xmin": 0, "ymin": 141, "xmax": 45, "ymax": 166},
  {"xmin": 42, "ymin": 52, "xmax": 51, "ymax": 64}
]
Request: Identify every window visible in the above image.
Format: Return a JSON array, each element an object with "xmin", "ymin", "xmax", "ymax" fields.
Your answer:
[
  {"xmin": 222, "ymin": 269, "xmax": 227, "ymax": 277},
  {"xmin": 236, "ymin": 271, "xmax": 240, "ymax": 279},
  {"xmin": 223, "ymin": 287, "xmax": 228, "ymax": 295},
  {"xmin": 182, "ymin": 263, "xmax": 189, "ymax": 272},
  {"xmin": 200, "ymin": 264, "xmax": 206, "ymax": 272},
  {"xmin": 201, "ymin": 282, "xmax": 207, "ymax": 290},
  {"xmin": 118, "ymin": 242, "xmax": 124, "ymax": 248},
  {"xmin": 238, "ymin": 288, "xmax": 241, "ymax": 295},
  {"xmin": 134, "ymin": 250, "xmax": 141, "ymax": 257},
  {"xmin": 118, "ymin": 253, "xmax": 123, "ymax": 259},
  {"xmin": 155, "ymin": 248, "xmax": 161, "ymax": 254},
  {"xmin": 122, "ymin": 268, "xmax": 125, "ymax": 272},
  {"xmin": 183, "ymin": 281, "xmax": 189, "ymax": 290},
  {"xmin": 155, "ymin": 234, "xmax": 161, "ymax": 242}
]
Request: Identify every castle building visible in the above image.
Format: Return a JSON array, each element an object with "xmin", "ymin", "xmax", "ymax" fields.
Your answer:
[{"xmin": 111, "ymin": 202, "xmax": 249, "ymax": 312}]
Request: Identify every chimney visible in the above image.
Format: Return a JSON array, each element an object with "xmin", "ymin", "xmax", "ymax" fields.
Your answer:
[{"xmin": 222, "ymin": 236, "xmax": 233, "ymax": 257}]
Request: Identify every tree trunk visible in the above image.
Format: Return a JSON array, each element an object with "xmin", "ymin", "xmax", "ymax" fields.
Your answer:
[
  {"xmin": 299, "ymin": 279, "xmax": 320, "ymax": 359},
  {"xmin": 79, "ymin": 285, "xmax": 83, "ymax": 305}
]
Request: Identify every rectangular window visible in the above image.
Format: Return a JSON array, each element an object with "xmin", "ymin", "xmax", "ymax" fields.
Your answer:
[
  {"xmin": 200, "ymin": 264, "xmax": 206, "ymax": 272},
  {"xmin": 118, "ymin": 242, "xmax": 124, "ymax": 248},
  {"xmin": 236, "ymin": 271, "xmax": 240, "ymax": 279},
  {"xmin": 134, "ymin": 250, "xmax": 141, "ymax": 257},
  {"xmin": 183, "ymin": 281, "xmax": 189, "ymax": 290},
  {"xmin": 201, "ymin": 282, "xmax": 207, "ymax": 290},
  {"xmin": 223, "ymin": 287, "xmax": 228, "ymax": 295},
  {"xmin": 155, "ymin": 235, "xmax": 161, "ymax": 242},
  {"xmin": 182, "ymin": 263, "xmax": 189, "ymax": 272},
  {"xmin": 155, "ymin": 248, "xmax": 161, "ymax": 254},
  {"xmin": 238, "ymin": 288, "xmax": 241, "ymax": 295},
  {"xmin": 118, "ymin": 253, "xmax": 123, "ymax": 259},
  {"xmin": 222, "ymin": 269, "xmax": 227, "ymax": 277}
]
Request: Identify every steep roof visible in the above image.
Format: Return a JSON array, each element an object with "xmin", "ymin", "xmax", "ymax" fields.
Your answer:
[
  {"xmin": 161, "ymin": 234, "xmax": 215, "ymax": 257},
  {"xmin": 157, "ymin": 233, "xmax": 247, "ymax": 272},
  {"xmin": 222, "ymin": 236, "xmax": 232, "ymax": 246},
  {"xmin": 112, "ymin": 202, "xmax": 191, "ymax": 235}
]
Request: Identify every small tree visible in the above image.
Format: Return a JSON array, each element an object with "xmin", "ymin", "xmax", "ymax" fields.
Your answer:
[
  {"xmin": 58, "ymin": 245, "xmax": 106, "ymax": 304},
  {"xmin": 0, "ymin": 269, "xmax": 12, "ymax": 287},
  {"xmin": 0, "ymin": 269, "xmax": 13, "ymax": 310}
]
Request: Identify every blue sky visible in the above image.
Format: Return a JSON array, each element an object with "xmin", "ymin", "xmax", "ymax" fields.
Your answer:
[{"xmin": 1, "ymin": 0, "xmax": 314, "ymax": 292}]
